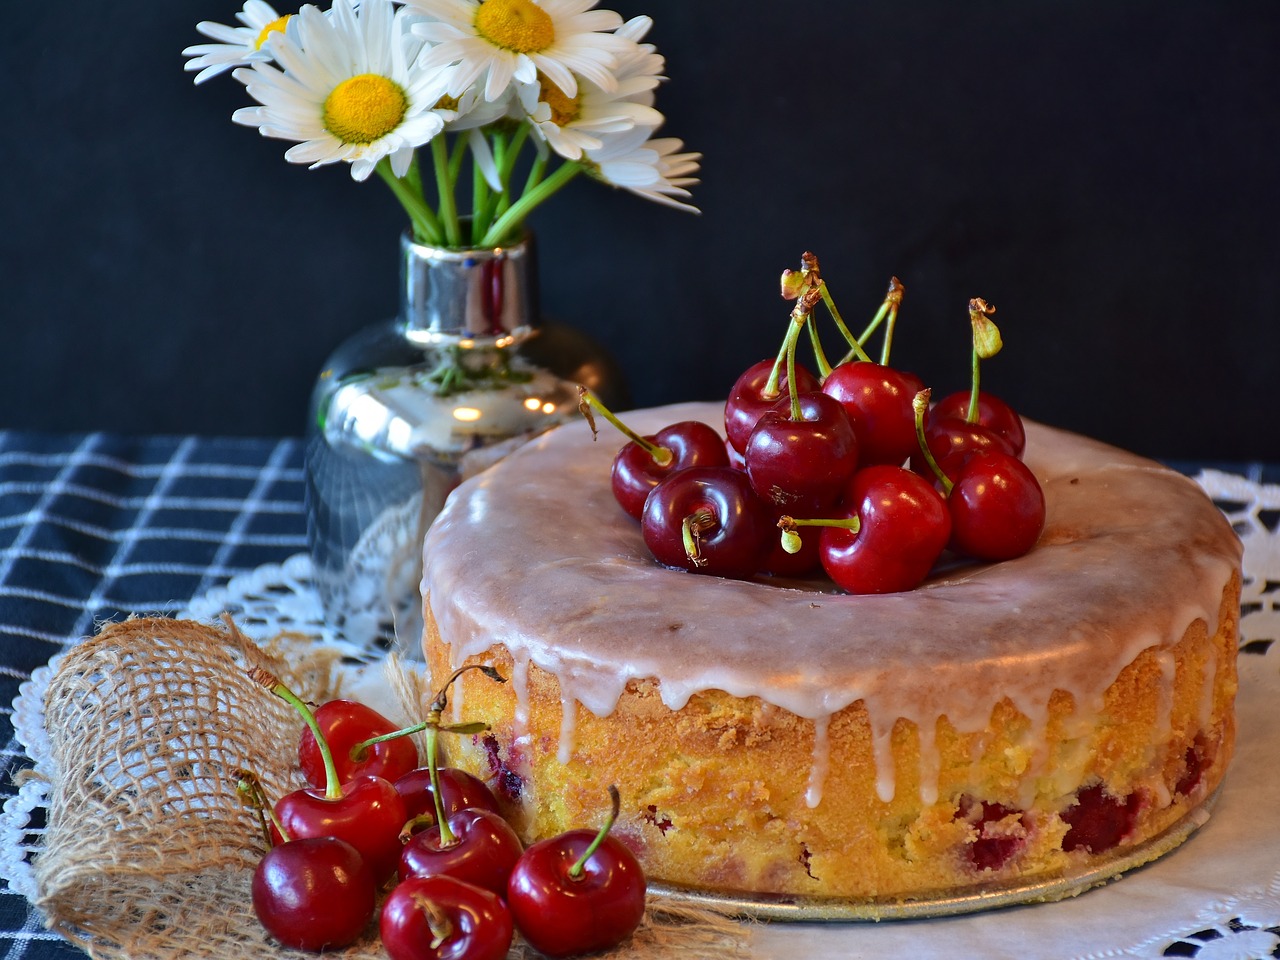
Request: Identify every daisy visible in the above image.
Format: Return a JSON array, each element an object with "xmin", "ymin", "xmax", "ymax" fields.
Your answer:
[
  {"xmin": 231, "ymin": 0, "xmax": 453, "ymax": 182},
  {"xmin": 583, "ymin": 125, "xmax": 701, "ymax": 213},
  {"xmin": 406, "ymin": 0, "xmax": 633, "ymax": 103},
  {"xmin": 515, "ymin": 68, "xmax": 662, "ymax": 161},
  {"xmin": 183, "ymin": 0, "xmax": 293, "ymax": 84}
]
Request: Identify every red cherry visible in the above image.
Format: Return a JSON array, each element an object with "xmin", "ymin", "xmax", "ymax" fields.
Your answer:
[
  {"xmin": 930, "ymin": 390, "xmax": 1026, "ymax": 457},
  {"xmin": 252, "ymin": 836, "xmax": 376, "ymax": 952},
  {"xmin": 822, "ymin": 361, "xmax": 925, "ymax": 466},
  {"xmin": 913, "ymin": 416, "xmax": 1016, "ymax": 482},
  {"xmin": 610, "ymin": 421, "xmax": 729, "ymax": 519},
  {"xmin": 395, "ymin": 766, "xmax": 500, "ymax": 824},
  {"xmin": 947, "ymin": 451, "xmax": 1046, "ymax": 560},
  {"xmin": 724, "ymin": 358, "xmax": 821, "ymax": 454},
  {"xmin": 744, "ymin": 392, "xmax": 859, "ymax": 513},
  {"xmin": 298, "ymin": 699, "xmax": 418, "ymax": 789},
  {"xmin": 955, "ymin": 798, "xmax": 1029, "ymax": 872},
  {"xmin": 641, "ymin": 466, "xmax": 773, "ymax": 579},
  {"xmin": 507, "ymin": 828, "xmax": 646, "ymax": 957},
  {"xmin": 816, "ymin": 465, "xmax": 952, "ymax": 594},
  {"xmin": 273, "ymin": 774, "xmax": 408, "ymax": 883},
  {"xmin": 380, "ymin": 875, "xmax": 513, "ymax": 960},
  {"xmin": 398, "ymin": 807, "xmax": 524, "ymax": 897},
  {"xmin": 1061, "ymin": 784, "xmax": 1143, "ymax": 853}
]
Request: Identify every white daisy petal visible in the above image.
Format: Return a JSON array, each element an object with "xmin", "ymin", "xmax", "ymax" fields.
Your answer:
[
  {"xmin": 183, "ymin": 2, "xmax": 289, "ymax": 83},
  {"xmin": 230, "ymin": 0, "xmax": 451, "ymax": 181}
]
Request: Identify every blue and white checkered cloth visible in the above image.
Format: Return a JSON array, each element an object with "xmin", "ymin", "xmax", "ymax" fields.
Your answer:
[{"xmin": 0, "ymin": 430, "xmax": 308, "ymax": 960}]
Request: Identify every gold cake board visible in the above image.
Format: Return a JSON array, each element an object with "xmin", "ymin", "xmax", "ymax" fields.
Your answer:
[{"xmin": 648, "ymin": 786, "xmax": 1220, "ymax": 922}]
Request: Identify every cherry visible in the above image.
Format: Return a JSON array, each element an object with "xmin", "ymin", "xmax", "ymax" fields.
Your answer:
[
  {"xmin": 759, "ymin": 506, "xmax": 824, "ymax": 578},
  {"xmin": 782, "ymin": 465, "xmax": 951, "ymax": 594},
  {"xmin": 724, "ymin": 357, "xmax": 821, "ymax": 455},
  {"xmin": 822, "ymin": 361, "xmax": 926, "ymax": 466},
  {"xmin": 273, "ymin": 773, "xmax": 408, "ymax": 884},
  {"xmin": 578, "ymin": 387, "xmax": 728, "ymax": 519},
  {"xmin": 248, "ymin": 666, "xmax": 409, "ymax": 883},
  {"xmin": 398, "ymin": 806, "xmax": 523, "ymax": 895},
  {"xmin": 930, "ymin": 389, "xmax": 1026, "ymax": 458},
  {"xmin": 380, "ymin": 875, "xmax": 513, "ymax": 960},
  {"xmin": 744, "ymin": 392, "xmax": 858, "ymax": 513},
  {"xmin": 946, "ymin": 450, "xmax": 1046, "ymax": 561},
  {"xmin": 252, "ymin": 836, "xmax": 376, "ymax": 952},
  {"xmin": 507, "ymin": 787, "xmax": 646, "ymax": 958},
  {"xmin": 395, "ymin": 766, "xmax": 500, "ymax": 824},
  {"xmin": 1061, "ymin": 783, "xmax": 1142, "ymax": 853},
  {"xmin": 641, "ymin": 466, "xmax": 773, "ymax": 579},
  {"xmin": 956, "ymin": 798, "xmax": 1029, "ymax": 872},
  {"xmin": 913, "ymin": 415, "xmax": 1016, "ymax": 482},
  {"xmin": 298, "ymin": 698, "xmax": 418, "ymax": 789}
]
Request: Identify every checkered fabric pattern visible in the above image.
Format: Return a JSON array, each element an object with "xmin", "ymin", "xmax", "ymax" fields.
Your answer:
[{"xmin": 0, "ymin": 430, "xmax": 307, "ymax": 960}]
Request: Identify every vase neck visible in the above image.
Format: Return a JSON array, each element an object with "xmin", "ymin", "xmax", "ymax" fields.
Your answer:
[{"xmin": 399, "ymin": 230, "xmax": 537, "ymax": 345}]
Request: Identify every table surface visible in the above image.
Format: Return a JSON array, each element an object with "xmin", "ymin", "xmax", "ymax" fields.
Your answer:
[{"xmin": 2, "ymin": 429, "xmax": 1277, "ymax": 960}]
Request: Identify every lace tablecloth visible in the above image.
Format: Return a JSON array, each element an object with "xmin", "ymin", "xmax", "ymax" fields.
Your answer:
[{"xmin": 4, "ymin": 468, "xmax": 1279, "ymax": 960}]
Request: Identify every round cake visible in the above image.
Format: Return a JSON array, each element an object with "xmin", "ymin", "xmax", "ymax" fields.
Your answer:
[{"xmin": 419, "ymin": 401, "xmax": 1241, "ymax": 907}]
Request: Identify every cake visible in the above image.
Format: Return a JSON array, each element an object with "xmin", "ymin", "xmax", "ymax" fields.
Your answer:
[{"xmin": 418, "ymin": 401, "xmax": 1241, "ymax": 908}]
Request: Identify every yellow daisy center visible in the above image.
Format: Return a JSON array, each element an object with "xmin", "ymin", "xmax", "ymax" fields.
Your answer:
[
  {"xmin": 253, "ymin": 15, "xmax": 291, "ymax": 51},
  {"xmin": 323, "ymin": 74, "xmax": 408, "ymax": 145},
  {"xmin": 474, "ymin": 0, "xmax": 555, "ymax": 54},
  {"xmin": 434, "ymin": 94, "xmax": 462, "ymax": 111},
  {"xmin": 537, "ymin": 72, "xmax": 580, "ymax": 126}
]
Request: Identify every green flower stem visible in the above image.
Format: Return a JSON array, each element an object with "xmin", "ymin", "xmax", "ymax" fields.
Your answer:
[
  {"xmin": 480, "ymin": 160, "xmax": 581, "ymax": 246},
  {"xmin": 432, "ymin": 136, "xmax": 462, "ymax": 247},
  {"xmin": 471, "ymin": 157, "xmax": 492, "ymax": 246},
  {"xmin": 377, "ymin": 159, "xmax": 444, "ymax": 245}
]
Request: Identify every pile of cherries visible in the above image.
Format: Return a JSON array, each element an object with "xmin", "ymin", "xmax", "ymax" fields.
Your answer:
[
  {"xmin": 582, "ymin": 254, "xmax": 1046, "ymax": 593},
  {"xmin": 243, "ymin": 665, "xmax": 645, "ymax": 959}
]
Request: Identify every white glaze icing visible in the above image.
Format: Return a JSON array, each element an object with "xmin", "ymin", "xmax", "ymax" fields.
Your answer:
[{"xmin": 422, "ymin": 402, "xmax": 1241, "ymax": 803}]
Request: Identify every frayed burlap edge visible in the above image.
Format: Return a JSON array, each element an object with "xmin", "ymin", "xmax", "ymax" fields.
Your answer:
[{"xmin": 31, "ymin": 616, "xmax": 752, "ymax": 959}]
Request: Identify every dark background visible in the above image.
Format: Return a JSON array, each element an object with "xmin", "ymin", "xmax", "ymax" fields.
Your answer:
[{"xmin": 6, "ymin": 2, "xmax": 1278, "ymax": 461}]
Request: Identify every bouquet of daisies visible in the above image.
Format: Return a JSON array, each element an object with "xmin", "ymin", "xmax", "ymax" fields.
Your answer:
[{"xmin": 185, "ymin": 0, "xmax": 699, "ymax": 248}]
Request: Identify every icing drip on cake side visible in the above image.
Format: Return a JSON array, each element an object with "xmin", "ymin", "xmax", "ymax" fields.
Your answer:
[{"xmin": 422, "ymin": 402, "xmax": 1242, "ymax": 805}]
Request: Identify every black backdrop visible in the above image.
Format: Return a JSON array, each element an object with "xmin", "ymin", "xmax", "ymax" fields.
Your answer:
[{"xmin": 6, "ymin": 2, "xmax": 1278, "ymax": 461}]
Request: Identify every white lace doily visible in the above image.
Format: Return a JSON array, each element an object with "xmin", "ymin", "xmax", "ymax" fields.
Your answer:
[{"xmin": 4, "ymin": 470, "xmax": 1279, "ymax": 960}]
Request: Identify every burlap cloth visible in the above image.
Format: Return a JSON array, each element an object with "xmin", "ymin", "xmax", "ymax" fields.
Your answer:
[{"xmin": 31, "ymin": 617, "xmax": 749, "ymax": 959}]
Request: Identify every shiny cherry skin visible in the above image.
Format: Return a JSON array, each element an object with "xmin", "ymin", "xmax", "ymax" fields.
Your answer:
[
  {"xmin": 745, "ymin": 392, "xmax": 859, "ymax": 513},
  {"xmin": 818, "ymin": 465, "xmax": 952, "ymax": 594},
  {"xmin": 724, "ymin": 358, "xmax": 821, "ymax": 454},
  {"xmin": 507, "ymin": 830, "xmax": 647, "ymax": 958},
  {"xmin": 380, "ymin": 875, "xmax": 513, "ymax": 960},
  {"xmin": 930, "ymin": 390, "xmax": 1026, "ymax": 457},
  {"xmin": 398, "ymin": 807, "xmax": 524, "ymax": 897},
  {"xmin": 611, "ymin": 420, "xmax": 729, "ymax": 519},
  {"xmin": 298, "ymin": 699, "xmax": 418, "ymax": 789},
  {"xmin": 273, "ymin": 774, "xmax": 408, "ymax": 883},
  {"xmin": 641, "ymin": 466, "xmax": 773, "ymax": 579},
  {"xmin": 913, "ymin": 416, "xmax": 1016, "ymax": 482},
  {"xmin": 947, "ymin": 451, "xmax": 1046, "ymax": 561},
  {"xmin": 252, "ymin": 836, "xmax": 376, "ymax": 952},
  {"xmin": 394, "ymin": 766, "xmax": 500, "ymax": 824},
  {"xmin": 822, "ymin": 361, "xmax": 925, "ymax": 466}
]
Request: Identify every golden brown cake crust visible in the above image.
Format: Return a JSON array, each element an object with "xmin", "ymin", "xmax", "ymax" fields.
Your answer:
[{"xmin": 421, "ymin": 403, "xmax": 1242, "ymax": 900}]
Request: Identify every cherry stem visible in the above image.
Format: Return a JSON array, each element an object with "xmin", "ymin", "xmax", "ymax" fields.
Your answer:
[
  {"xmin": 778, "ymin": 514, "xmax": 861, "ymax": 535},
  {"xmin": 968, "ymin": 345, "xmax": 981, "ymax": 424},
  {"xmin": 965, "ymin": 297, "xmax": 1002, "ymax": 421},
  {"xmin": 426, "ymin": 724, "xmax": 456, "ymax": 847},
  {"xmin": 412, "ymin": 892, "xmax": 454, "ymax": 950},
  {"xmin": 248, "ymin": 666, "xmax": 343, "ymax": 801},
  {"xmin": 236, "ymin": 769, "xmax": 287, "ymax": 846},
  {"xmin": 577, "ymin": 387, "xmax": 673, "ymax": 467},
  {"xmin": 819, "ymin": 280, "xmax": 871, "ymax": 363},
  {"xmin": 569, "ymin": 785, "xmax": 622, "ymax": 880},
  {"xmin": 838, "ymin": 277, "xmax": 903, "ymax": 366},
  {"xmin": 351, "ymin": 664, "xmax": 502, "ymax": 755},
  {"xmin": 806, "ymin": 314, "xmax": 833, "ymax": 379},
  {"xmin": 912, "ymin": 388, "xmax": 954, "ymax": 494},
  {"xmin": 763, "ymin": 331, "xmax": 790, "ymax": 401},
  {"xmin": 682, "ymin": 511, "xmax": 715, "ymax": 567}
]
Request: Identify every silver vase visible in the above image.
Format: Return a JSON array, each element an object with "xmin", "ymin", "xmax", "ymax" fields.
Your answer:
[{"xmin": 304, "ymin": 229, "xmax": 626, "ymax": 656}]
